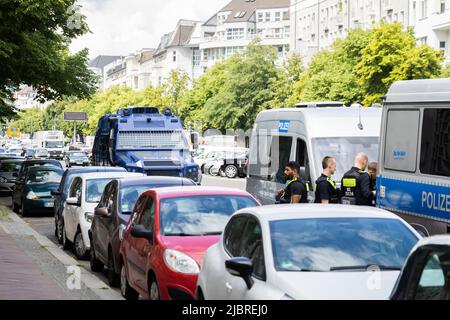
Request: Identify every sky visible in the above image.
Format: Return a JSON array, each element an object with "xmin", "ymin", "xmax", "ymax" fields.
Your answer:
[{"xmin": 70, "ymin": 0, "xmax": 230, "ymax": 59}]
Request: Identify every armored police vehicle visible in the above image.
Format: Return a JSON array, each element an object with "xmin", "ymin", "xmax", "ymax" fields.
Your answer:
[
  {"xmin": 92, "ymin": 107, "xmax": 201, "ymax": 183},
  {"xmin": 377, "ymin": 78, "xmax": 450, "ymax": 236},
  {"xmin": 246, "ymin": 102, "xmax": 382, "ymax": 204}
]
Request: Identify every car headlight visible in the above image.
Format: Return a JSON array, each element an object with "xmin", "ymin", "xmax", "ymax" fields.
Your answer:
[
  {"xmin": 0, "ymin": 176, "xmax": 7, "ymax": 183},
  {"xmin": 26, "ymin": 191, "xmax": 39, "ymax": 200},
  {"xmin": 163, "ymin": 249, "xmax": 199, "ymax": 274},
  {"xmin": 84, "ymin": 212, "xmax": 94, "ymax": 223}
]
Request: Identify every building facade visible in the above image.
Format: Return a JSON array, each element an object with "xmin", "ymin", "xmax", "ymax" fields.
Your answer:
[
  {"xmin": 410, "ymin": 0, "xmax": 450, "ymax": 64},
  {"xmin": 200, "ymin": 0, "xmax": 291, "ymax": 69},
  {"xmin": 291, "ymin": 0, "xmax": 410, "ymax": 64}
]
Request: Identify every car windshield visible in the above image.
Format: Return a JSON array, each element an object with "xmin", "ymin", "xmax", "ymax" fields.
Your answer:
[
  {"xmin": 160, "ymin": 195, "xmax": 257, "ymax": 236},
  {"xmin": 120, "ymin": 184, "xmax": 177, "ymax": 213},
  {"xmin": 45, "ymin": 141, "xmax": 63, "ymax": 148},
  {"xmin": 312, "ymin": 137, "xmax": 379, "ymax": 182},
  {"xmin": 26, "ymin": 169, "xmax": 62, "ymax": 184},
  {"xmin": 270, "ymin": 218, "xmax": 418, "ymax": 272},
  {"xmin": 0, "ymin": 162, "xmax": 22, "ymax": 173},
  {"xmin": 85, "ymin": 178, "xmax": 112, "ymax": 203}
]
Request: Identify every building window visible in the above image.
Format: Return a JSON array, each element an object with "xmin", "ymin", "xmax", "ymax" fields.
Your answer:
[
  {"xmin": 265, "ymin": 12, "xmax": 271, "ymax": 22},
  {"xmin": 257, "ymin": 12, "xmax": 263, "ymax": 22},
  {"xmin": 172, "ymin": 51, "xmax": 177, "ymax": 62},
  {"xmin": 421, "ymin": 0, "xmax": 428, "ymax": 19},
  {"xmin": 275, "ymin": 11, "xmax": 281, "ymax": 21},
  {"xmin": 440, "ymin": 41, "xmax": 446, "ymax": 56},
  {"xmin": 193, "ymin": 48, "xmax": 200, "ymax": 67},
  {"xmin": 441, "ymin": 0, "xmax": 446, "ymax": 13},
  {"xmin": 226, "ymin": 28, "xmax": 244, "ymax": 40}
]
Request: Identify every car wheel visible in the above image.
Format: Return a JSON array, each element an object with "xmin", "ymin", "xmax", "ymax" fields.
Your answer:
[
  {"xmin": 224, "ymin": 165, "xmax": 238, "ymax": 179},
  {"xmin": 120, "ymin": 263, "xmax": 139, "ymax": 300},
  {"xmin": 74, "ymin": 231, "xmax": 89, "ymax": 260},
  {"xmin": 21, "ymin": 203, "xmax": 29, "ymax": 218},
  {"xmin": 90, "ymin": 240, "xmax": 104, "ymax": 272},
  {"xmin": 56, "ymin": 216, "xmax": 64, "ymax": 244},
  {"xmin": 62, "ymin": 221, "xmax": 72, "ymax": 250},
  {"xmin": 107, "ymin": 249, "xmax": 120, "ymax": 287},
  {"xmin": 208, "ymin": 167, "xmax": 216, "ymax": 176},
  {"xmin": 149, "ymin": 276, "xmax": 160, "ymax": 300}
]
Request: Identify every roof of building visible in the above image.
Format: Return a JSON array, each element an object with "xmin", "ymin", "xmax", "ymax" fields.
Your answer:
[
  {"xmin": 89, "ymin": 55, "xmax": 123, "ymax": 70},
  {"xmin": 204, "ymin": 0, "xmax": 290, "ymax": 26},
  {"xmin": 154, "ymin": 20, "xmax": 200, "ymax": 56}
]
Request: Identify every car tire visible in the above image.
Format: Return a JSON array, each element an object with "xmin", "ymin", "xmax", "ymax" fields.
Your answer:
[
  {"xmin": 56, "ymin": 216, "xmax": 64, "ymax": 244},
  {"xmin": 224, "ymin": 165, "xmax": 238, "ymax": 179},
  {"xmin": 208, "ymin": 167, "xmax": 216, "ymax": 176},
  {"xmin": 74, "ymin": 231, "xmax": 89, "ymax": 260},
  {"xmin": 120, "ymin": 263, "xmax": 139, "ymax": 300},
  {"xmin": 107, "ymin": 249, "xmax": 120, "ymax": 287},
  {"xmin": 90, "ymin": 241, "xmax": 104, "ymax": 272},
  {"xmin": 148, "ymin": 276, "xmax": 160, "ymax": 300},
  {"xmin": 21, "ymin": 203, "xmax": 29, "ymax": 218},
  {"xmin": 62, "ymin": 220, "xmax": 72, "ymax": 250}
]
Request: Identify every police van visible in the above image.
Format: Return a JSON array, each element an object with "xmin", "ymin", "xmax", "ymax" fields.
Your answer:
[
  {"xmin": 377, "ymin": 78, "xmax": 450, "ymax": 236},
  {"xmin": 246, "ymin": 102, "xmax": 382, "ymax": 204}
]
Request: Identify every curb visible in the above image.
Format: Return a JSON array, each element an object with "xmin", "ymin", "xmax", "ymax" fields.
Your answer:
[{"xmin": 0, "ymin": 209, "xmax": 123, "ymax": 300}]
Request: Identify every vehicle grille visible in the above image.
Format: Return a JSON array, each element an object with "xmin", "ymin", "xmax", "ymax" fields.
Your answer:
[
  {"xmin": 143, "ymin": 161, "xmax": 180, "ymax": 167},
  {"xmin": 147, "ymin": 170, "xmax": 181, "ymax": 177}
]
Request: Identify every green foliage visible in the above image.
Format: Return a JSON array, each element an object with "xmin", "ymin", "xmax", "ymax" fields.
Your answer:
[
  {"xmin": 0, "ymin": 0, "xmax": 98, "ymax": 120},
  {"xmin": 441, "ymin": 64, "xmax": 450, "ymax": 78}
]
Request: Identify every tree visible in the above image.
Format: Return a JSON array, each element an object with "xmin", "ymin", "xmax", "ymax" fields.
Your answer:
[
  {"xmin": 161, "ymin": 69, "xmax": 190, "ymax": 113},
  {"xmin": 356, "ymin": 23, "xmax": 443, "ymax": 105},
  {"xmin": 441, "ymin": 64, "xmax": 450, "ymax": 78},
  {"xmin": 9, "ymin": 107, "xmax": 45, "ymax": 134},
  {"xmin": 0, "ymin": 0, "xmax": 98, "ymax": 120}
]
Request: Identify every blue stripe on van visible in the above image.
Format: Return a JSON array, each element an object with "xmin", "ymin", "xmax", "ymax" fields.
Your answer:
[{"xmin": 377, "ymin": 176, "xmax": 450, "ymax": 222}]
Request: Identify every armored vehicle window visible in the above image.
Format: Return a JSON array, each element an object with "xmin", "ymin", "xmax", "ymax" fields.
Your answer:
[
  {"xmin": 420, "ymin": 108, "xmax": 450, "ymax": 177},
  {"xmin": 384, "ymin": 110, "xmax": 419, "ymax": 173}
]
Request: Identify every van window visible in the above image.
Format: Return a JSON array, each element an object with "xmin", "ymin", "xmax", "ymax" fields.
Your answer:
[
  {"xmin": 420, "ymin": 108, "xmax": 450, "ymax": 177},
  {"xmin": 269, "ymin": 136, "xmax": 293, "ymax": 183},
  {"xmin": 384, "ymin": 110, "xmax": 419, "ymax": 173}
]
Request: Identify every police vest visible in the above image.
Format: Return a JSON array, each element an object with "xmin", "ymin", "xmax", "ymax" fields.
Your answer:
[
  {"xmin": 341, "ymin": 170, "xmax": 364, "ymax": 205},
  {"xmin": 281, "ymin": 178, "xmax": 310, "ymax": 203},
  {"xmin": 314, "ymin": 176, "xmax": 339, "ymax": 204}
]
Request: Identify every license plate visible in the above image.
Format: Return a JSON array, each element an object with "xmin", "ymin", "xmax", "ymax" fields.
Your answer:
[{"xmin": 44, "ymin": 202, "xmax": 54, "ymax": 208}]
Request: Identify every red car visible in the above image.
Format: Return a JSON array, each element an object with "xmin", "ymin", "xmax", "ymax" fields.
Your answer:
[{"xmin": 119, "ymin": 186, "xmax": 259, "ymax": 300}]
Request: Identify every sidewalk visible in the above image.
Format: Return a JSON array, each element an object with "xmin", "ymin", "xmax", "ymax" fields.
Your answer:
[{"xmin": 0, "ymin": 226, "xmax": 66, "ymax": 300}]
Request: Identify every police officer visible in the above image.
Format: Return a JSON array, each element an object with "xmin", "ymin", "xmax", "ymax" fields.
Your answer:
[
  {"xmin": 276, "ymin": 161, "xmax": 309, "ymax": 204},
  {"xmin": 368, "ymin": 162, "xmax": 377, "ymax": 192},
  {"xmin": 314, "ymin": 156, "xmax": 339, "ymax": 204},
  {"xmin": 340, "ymin": 153, "xmax": 375, "ymax": 206}
]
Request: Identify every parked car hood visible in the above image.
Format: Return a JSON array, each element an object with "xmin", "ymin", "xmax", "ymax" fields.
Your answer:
[
  {"xmin": 160, "ymin": 235, "xmax": 220, "ymax": 267},
  {"xmin": 274, "ymin": 271, "xmax": 400, "ymax": 300}
]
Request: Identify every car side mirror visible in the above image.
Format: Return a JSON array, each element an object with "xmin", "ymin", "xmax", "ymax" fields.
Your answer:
[
  {"xmin": 94, "ymin": 207, "xmax": 110, "ymax": 218},
  {"xmin": 66, "ymin": 197, "xmax": 80, "ymax": 206},
  {"xmin": 225, "ymin": 257, "xmax": 254, "ymax": 290},
  {"xmin": 130, "ymin": 224, "xmax": 153, "ymax": 243},
  {"xmin": 51, "ymin": 190, "xmax": 61, "ymax": 196}
]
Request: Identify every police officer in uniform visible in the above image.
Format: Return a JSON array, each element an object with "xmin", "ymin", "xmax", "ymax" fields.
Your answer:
[
  {"xmin": 340, "ymin": 153, "xmax": 375, "ymax": 206},
  {"xmin": 315, "ymin": 156, "xmax": 339, "ymax": 204},
  {"xmin": 276, "ymin": 161, "xmax": 309, "ymax": 204}
]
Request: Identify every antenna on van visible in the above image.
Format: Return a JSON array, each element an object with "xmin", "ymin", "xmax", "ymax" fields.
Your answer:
[{"xmin": 351, "ymin": 103, "xmax": 364, "ymax": 130}]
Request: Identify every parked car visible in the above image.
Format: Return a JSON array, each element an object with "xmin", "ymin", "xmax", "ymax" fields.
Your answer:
[
  {"xmin": 119, "ymin": 186, "xmax": 259, "ymax": 300},
  {"xmin": 64, "ymin": 151, "xmax": 90, "ymax": 167},
  {"xmin": 90, "ymin": 176, "xmax": 196, "ymax": 286},
  {"xmin": 196, "ymin": 205, "xmax": 420, "ymax": 300},
  {"xmin": 33, "ymin": 148, "xmax": 50, "ymax": 159},
  {"xmin": 25, "ymin": 148, "xmax": 35, "ymax": 159},
  {"xmin": 391, "ymin": 235, "xmax": 450, "ymax": 300},
  {"xmin": 12, "ymin": 166, "xmax": 64, "ymax": 217},
  {"xmin": 60, "ymin": 172, "xmax": 144, "ymax": 259},
  {"xmin": 52, "ymin": 166, "xmax": 127, "ymax": 244},
  {"xmin": 0, "ymin": 158, "xmax": 25, "ymax": 195},
  {"xmin": 8, "ymin": 147, "xmax": 23, "ymax": 157},
  {"xmin": 206, "ymin": 151, "xmax": 248, "ymax": 178},
  {"xmin": 16, "ymin": 159, "xmax": 62, "ymax": 183}
]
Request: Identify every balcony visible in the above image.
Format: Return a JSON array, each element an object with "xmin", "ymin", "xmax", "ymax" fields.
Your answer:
[{"xmin": 432, "ymin": 10, "xmax": 450, "ymax": 31}]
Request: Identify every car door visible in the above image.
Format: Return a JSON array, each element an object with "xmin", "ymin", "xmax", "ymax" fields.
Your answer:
[
  {"xmin": 125, "ymin": 194, "xmax": 151, "ymax": 288},
  {"xmin": 13, "ymin": 166, "xmax": 27, "ymax": 206},
  {"xmin": 96, "ymin": 182, "xmax": 116, "ymax": 262},
  {"xmin": 54, "ymin": 170, "xmax": 68, "ymax": 217},
  {"xmin": 65, "ymin": 177, "xmax": 82, "ymax": 242}
]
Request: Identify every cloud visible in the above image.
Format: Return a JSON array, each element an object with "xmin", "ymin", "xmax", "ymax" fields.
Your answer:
[{"xmin": 70, "ymin": 0, "xmax": 229, "ymax": 59}]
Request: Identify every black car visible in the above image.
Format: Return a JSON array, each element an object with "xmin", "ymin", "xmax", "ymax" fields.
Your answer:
[
  {"xmin": 52, "ymin": 166, "xmax": 127, "ymax": 244},
  {"xmin": 64, "ymin": 151, "xmax": 90, "ymax": 167},
  {"xmin": 89, "ymin": 176, "xmax": 196, "ymax": 286}
]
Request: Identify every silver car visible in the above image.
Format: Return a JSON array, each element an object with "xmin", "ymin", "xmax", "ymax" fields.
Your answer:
[{"xmin": 0, "ymin": 158, "xmax": 25, "ymax": 195}]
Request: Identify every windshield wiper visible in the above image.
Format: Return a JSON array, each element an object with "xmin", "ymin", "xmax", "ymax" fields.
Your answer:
[
  {"xmin": 330, "ymin": 265, "xmax": 401, "ymax": 271},
  {"xmin": 165, "ymin": 232, "xmax": 202, "ymax": 236}
]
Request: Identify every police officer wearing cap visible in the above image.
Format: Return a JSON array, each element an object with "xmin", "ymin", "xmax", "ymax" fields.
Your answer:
[
  {"xmin": 340, "ymin": 152, "xmax": 375, "ymax": 206},
  {"xmin": 276, "ymin": 161, "xmax": 309, "ymax": 204},
  {"xmin": 314, "ymin": 156, "xmax": 339, "ymax": 204}
]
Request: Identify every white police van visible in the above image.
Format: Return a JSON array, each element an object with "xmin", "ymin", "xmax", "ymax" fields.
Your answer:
[
  {"xmin": 246, "ymin": 102, "xmax": 382, "ymax": 204},
  {"xmin": 377, "ymin": 78, "xmax": 450, "ymax": 236}
]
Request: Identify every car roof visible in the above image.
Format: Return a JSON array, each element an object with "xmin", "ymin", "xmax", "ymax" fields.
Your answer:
[
  {"xmin": 75, "ymin": 172, "xmax": 144, "ymax": 180},
  {"xmin": 0, "ymin": 158, "xmax": 24, "ymax": 163},
  {"xmin": 235, "ymin": 204, "xmax": 403, "ymax": 223},
  {"xmin": 65, "ymin": 166, "xmax": 127, "ymax": 175},
  {"xmin": 415, "ymin": 235, "xmax": 450, "ymax": 247},
  {"xmin": 150, "ymin": 186, "xmax": 255, "ymax": 199},
  {"xmin": 24, "ymin": 159, "xmax": 60, "ymax": 165},
  {"xmin": 385, "ymin": 78, "xmax": 450, "ymax": 104},
  {"xmin": 118, "ymin": 176, "xmax": 196, "ymax": 188},
  {"xmin": 28, "ymin": 165, "xmax": 64, "ymax": 173}
]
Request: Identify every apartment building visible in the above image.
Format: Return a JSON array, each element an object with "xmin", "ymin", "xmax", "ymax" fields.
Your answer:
[
  {"xmin": 200, "ymin": 0, "xmax": 291, "ymax": 69},
  {"xmin": 291, "ymin": 0, "xmax": 410, "ymax": 64},
  {"xmin": 410, "ymin": 0, "xmax": 450, "ymax": 64}
]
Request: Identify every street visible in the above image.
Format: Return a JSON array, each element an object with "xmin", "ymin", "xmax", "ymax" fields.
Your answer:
[{"xmin": 0, "ymin": 174, "xmax": 245, "ymax": 300}]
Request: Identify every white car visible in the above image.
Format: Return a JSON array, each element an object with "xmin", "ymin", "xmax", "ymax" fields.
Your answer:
[
  {"xmin": 61, "ymin": 171, "xmax": 144, "ymax": 259},
  {"xmin": 196, "ymin": 204, "xmax": 421, "ymax": 300}
]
